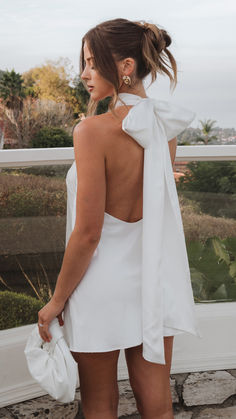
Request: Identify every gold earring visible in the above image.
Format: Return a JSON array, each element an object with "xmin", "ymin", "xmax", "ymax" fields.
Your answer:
[{"xmin": 122, "ymin": 75, "xmax": 131, "ymax": 86}]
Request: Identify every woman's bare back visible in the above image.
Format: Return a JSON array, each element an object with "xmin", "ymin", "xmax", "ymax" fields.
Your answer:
[
  {"xmin": 95, "ymin": 104, "xmax": 176, "ymax": 223},
  {"xmin": 99, "ymin": 105, "xmax": 144, "ymax": 223}
]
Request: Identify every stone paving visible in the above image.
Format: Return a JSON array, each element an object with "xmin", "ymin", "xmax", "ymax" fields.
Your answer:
[
  {"xmin": 1, "ymin": 371, "xmax": 236, "ymax": 418},
  {"xmin": 182, "ymin": 371, "xmax": 236, "ymax": 406}
]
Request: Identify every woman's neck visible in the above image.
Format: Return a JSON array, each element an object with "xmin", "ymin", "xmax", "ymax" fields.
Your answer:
[{"xmin": 118, "ymin": 83, "xmax": 148, "ymax": 98}]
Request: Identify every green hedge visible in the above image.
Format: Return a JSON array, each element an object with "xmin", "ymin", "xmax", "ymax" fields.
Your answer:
[
  {"xmin": 30, "ymin": 127, "xmax": 73, "ymax": 148},
  {"xmin": 177, "ymin": 161, "xmax": 236, "ymax": 195},
  {"xmin": 0, "ymin": 291, "xmax": 44, "ymax": 330}
]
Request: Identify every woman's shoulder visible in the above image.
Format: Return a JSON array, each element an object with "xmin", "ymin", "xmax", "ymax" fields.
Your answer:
[
  {"xmin": 73, "ymin": 110, "xmax": 124, "ymax": 140},
  {"xmin": 72, "ymin": 113, "xmax": 119, "ymax": 152}
]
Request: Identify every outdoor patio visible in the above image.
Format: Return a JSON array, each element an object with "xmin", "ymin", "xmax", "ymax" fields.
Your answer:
[
  {"xmin": 1, "ymin": 373, "xmax": 236, "ymax": 418},
  {"xmin": 0, "ymin": 144, "xmax": 236, "ymax": 418}
]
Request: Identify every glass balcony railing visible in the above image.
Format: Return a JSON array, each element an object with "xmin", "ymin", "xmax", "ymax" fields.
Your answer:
[
  {"xmin": 0, "ymin": 145, "xmax": 236, "ymax": 330},
  {"xmin": 174, "ymin": 159, "xmax": 236, "ymax": 304}
]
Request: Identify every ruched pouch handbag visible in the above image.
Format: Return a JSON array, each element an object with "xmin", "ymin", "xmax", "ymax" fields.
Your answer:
[{"xmin": 24, "ymin": 318, "xmax": 79, "ymax": 403}]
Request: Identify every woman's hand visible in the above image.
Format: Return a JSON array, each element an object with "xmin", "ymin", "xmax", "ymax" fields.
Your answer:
[{"xmin": 38, "ymin": 298, "xmax": 65, "ymax": 342}]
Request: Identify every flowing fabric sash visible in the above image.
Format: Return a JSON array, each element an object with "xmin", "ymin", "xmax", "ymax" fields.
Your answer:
[{"xmin": 115, "ymin": 93, "xmax": 201, "ymax": 364}]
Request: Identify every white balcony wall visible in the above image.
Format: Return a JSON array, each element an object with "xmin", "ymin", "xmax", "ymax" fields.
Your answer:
[{"xmin": 0, "ymin": 146, "xmax": 236, "ymax": 407}]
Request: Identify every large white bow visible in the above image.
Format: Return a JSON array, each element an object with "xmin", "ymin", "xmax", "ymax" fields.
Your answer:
[{"xmin": 118, "ymin": 95, "xmax": 202, "ymax": 364}]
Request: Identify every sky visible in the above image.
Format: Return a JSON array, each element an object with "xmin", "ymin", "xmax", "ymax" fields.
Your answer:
[{"xmin": 0, "ymin": 0, "xmax": 235, "ymax": 129}]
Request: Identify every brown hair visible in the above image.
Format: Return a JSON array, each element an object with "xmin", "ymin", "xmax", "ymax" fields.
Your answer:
[{"xmin": 79, "ymin": 18, "xmax": 177, "ymax": 117}]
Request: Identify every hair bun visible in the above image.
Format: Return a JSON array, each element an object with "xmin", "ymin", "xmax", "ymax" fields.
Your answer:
[
  {"xmin": 160, "ymin": 29, "xmax": 171, "ymax": 48},
  {"xmin": 136, "ymin": 21, "xmax": 171, "ymax": 52}
]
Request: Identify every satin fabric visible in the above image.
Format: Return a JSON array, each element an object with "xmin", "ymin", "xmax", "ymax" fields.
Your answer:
[
  {"xmin": 24, "ymin": 318, "xmax": 78, "ymax": 402},
  {"xmin": 115, "ymin": 93, "xmax": 202, "ymax": 364}
]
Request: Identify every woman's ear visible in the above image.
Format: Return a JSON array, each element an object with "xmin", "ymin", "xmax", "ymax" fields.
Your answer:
[
  {"xmin": 123, "ymin": 57, "xmax": 136, "ymax": 76},
  {"xmin": 117, "ymin": 57, "xmax": 136, "ymax": 78}
]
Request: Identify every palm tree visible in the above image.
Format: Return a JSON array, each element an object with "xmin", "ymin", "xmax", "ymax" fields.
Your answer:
[
  {"xmin": 0, "ymin": 69, "xmax": 26, "ymax": 108},
  {"xmin": 0, "ymin": 69, "xmax": 26, "ymax": 148},
  {"xmin": 196, "ymin": 119, "xmax": 218, "ymax": 145}
]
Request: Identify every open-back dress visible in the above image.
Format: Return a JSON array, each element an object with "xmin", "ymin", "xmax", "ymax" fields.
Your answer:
[{"xmin": 63, "ymin": 92, "xmax": 202, "ymax": 365}]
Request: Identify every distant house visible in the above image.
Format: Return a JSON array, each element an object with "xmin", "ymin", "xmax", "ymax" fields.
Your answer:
[
  {"xmin": 173, "ymin": 161, "xmax": 190, "ymax": 183},
  {"xmin": 174, "ymin": 161, "xmax": 189, "ymax": 173},
  {"xmin": 173, "ymin": 171, "xmax": 184, "ymax": 182}
]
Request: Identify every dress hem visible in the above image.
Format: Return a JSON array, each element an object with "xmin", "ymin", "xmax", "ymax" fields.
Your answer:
[
  {"xmin": 67, "ymin": 327, "xmax": 194, "ymax": 353},
  {"xmin": 68, "ymin": 339, "xmax": 143, "ymax": 353}
]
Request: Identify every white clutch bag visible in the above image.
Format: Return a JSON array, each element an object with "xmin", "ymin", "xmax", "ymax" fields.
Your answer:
[{"xmin": 24, "ymin": 318, "xmax": 79, "ymax": 403}]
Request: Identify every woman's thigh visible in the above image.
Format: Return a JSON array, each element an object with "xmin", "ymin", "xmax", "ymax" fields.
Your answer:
[
  {"xmin": 124, "ymin": 336, "xmax": 174, "ymax": 416},
  {"xmin": 71, "ymin": 349, "xmax": 120, "ymax": 415}
]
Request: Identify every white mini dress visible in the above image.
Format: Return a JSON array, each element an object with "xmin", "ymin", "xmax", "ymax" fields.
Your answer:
[{"xmin": 63, "ymin": 92, "xmax": 202, "ymax": 365}]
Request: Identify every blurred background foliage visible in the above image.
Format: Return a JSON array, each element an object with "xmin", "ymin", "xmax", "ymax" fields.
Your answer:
[{"xmin": 0, "ymin": 59, "xmax": 111, "ymax": 149}]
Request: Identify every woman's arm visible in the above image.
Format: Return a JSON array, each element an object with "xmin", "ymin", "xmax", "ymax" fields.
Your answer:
[
  {"xmin": 38, "ymin": 118, "xmax": 106, "ymax": 342},
  {"xmin": 168, "ymin": 136, "xmax": 177, "ymax": 168},
  {"xmin": 53, "ymin": 118, "xmax": 106, "ymax": 302}
]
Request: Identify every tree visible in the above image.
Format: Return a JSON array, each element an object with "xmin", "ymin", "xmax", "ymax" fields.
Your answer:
[
  {"xmin": 177, "ymin": 161, "xmax": 236, "ymax": 194},
  {"xmin": 0, "ymin": 69, "xmax": 26, "ymax": 148},
  {"xmin": 0, "ymin": 69, "xmax": 26, "ymax": 108},
  {"xmin": 96, "ymin": 96, "xmax": 111, "ymax": 115},
  {"xmin": 71, "ymin": 76, "xmax": 110, "ymax": 117},
  {"xmin": 71, "ymin": 76, "xmax": 90, "ymax": 116},
  {"xmin": 0, "ymin": 65, "xmax": 75, "ymax": 148},
  {"xmin": 196, "ymin": 119, "xmax": 218, "ymax": 145},
  {"xmin": 31, "ymin": 126, "xmax": 73, "ymax": 148},
  {"xmin": 0, "ymin": 97, "xmax": 74, "ymax": 148},
  {"xmin": 22, "ymin": 58, "xmax": 74, "ymax": 105}
]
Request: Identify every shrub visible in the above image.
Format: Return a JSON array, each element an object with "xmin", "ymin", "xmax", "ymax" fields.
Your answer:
[
  {"xmin": 31, "ymin": 126, "xmax": 73, "ymax": 148},
  {"xmin": 180, "ymin": 190, "xmax": 236, "ymax": 219},
  {"xmin": 14, "ymin": 165, "xmax": 70, "ymax": 178},
  {"xmin": 187, "ymin": 237, "xmax": 236, "ymax": 302},
  {"xmin": 177, "ymin": 161, "xmax": 236, "ymax": 194},
  {"xmin": 179, "ymin": 194, "xmax": 236, "ymax": 243},
  {"xmin": 0, "ymin": 172, "xmax": 66, "ymax": 216},
  {"xmin": 0, "ymin": 291, "xmax": 44, "ymax": 330}
]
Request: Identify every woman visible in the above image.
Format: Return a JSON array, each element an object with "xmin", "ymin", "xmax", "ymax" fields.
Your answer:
[{"xmin": 38, "ymin": 18, "xmax": 201, "ymax": 419}]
